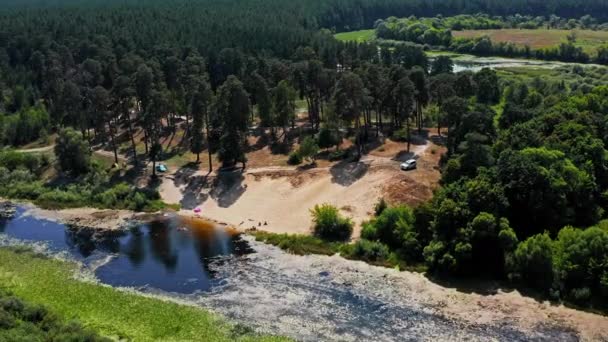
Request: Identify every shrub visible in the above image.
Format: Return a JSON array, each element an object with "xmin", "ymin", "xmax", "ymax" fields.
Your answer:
[
  {"xmin": 54, "ymin": 128, "xmax": 91, "ymax": 175},
  {"xmin": 0, "ymin": 309, "xmax": 15, "ymax": 329},
  {"xmin": 570, "ymin": 287, "xmax": 591, "ymax": 303},
  {"xmin": 348, "ymin": 239, "xmax": 390, "ymax": 262},
  {"xmin": 360, "ymin": 221, "xmax": 377, "ymax": 240},
  {"xmin": 328, "ymin": 149, "xmax": 348, "ymax": 161},
  {"xmin": 368, "ymin": 206, "xmax": 416, "ymax": 249},
  {"xmin": 287, "ymin": 151, "xmax": 302, "ymax": 165},
  {"xmin": 507, "ymin": 233, "xmax": 555, "ymax": 291},
  {"xmin": 0, "ymin": 150, "xmax": 43, "ymax": 173},
  {"xmin": 252, "ymin": 231, "xmax": 338, "ymax": 255},
  {"xmin": 0, "ymin": 290, "xmax": 109, "ymax": 341},
  {"xmin": 298, "ymin": 136, "xmax": 319, "ymax": 162},
  {"xmin": 310, "ymin": 203, "xmax": 353, "ymax": 241},
  {"xmin": 4, "ymin": 181, "xmax": 45, "ymax": 200},
  {"xmin": 317, "ymin": 126, "xmax": 339, "ymax": 149},
  {"xmin": 128, "ymin": 192, "xmax": 148, "ymax": 211},
  {"xmin": 36, "ymin": 189, "xmax": 85, "ymax": 208},
  {"xmin": 392, "ymin": 128, "xmax": 409, "ymax": 142},
  {"xmin": 374, "ymin": 197, "xmax": 387, "ymax": 216}
]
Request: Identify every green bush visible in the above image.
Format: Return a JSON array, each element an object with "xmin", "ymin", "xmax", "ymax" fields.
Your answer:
[
  {"xmin": 0, "ymin": 150, "xmax": 45, "ymax": 173},
  {"xmin": 298, "ymin": 136, "xmax": 319, "ymax": 162},
  {"xmin": 310, "ymin": 203, "xmax": 353, "ymax": 241},
  {"xmin": 365, "ymin": 206, "xmax": 416, "ymax": 250},
  {"xmin": 0, "ymin": 166, "xmax": 166, "ymax": 212},
  {"xmin": 287, "ymin": 151, "xmax": 302, "ymax": 165},
  {"xmin": 348, "ymin": 239, "xmax": 390, "ymax": 262},
  {"xmin": 507, "ymin": 233, "xmax": 555, "ymax": 291},
  {"xmin": 1, "ymin": 104, "xmax": 50, "ymax": 146},
  {"xmin": 328, "ymin": 149, "xmax": 348, "ymax": 161},
  {"xmin": 360, "ymin": 221, "xmax": 378, "ymax": 240},
  {"xmin": 374, "ymin": 197, "xmax": 387, "ymax": 216},
  {"xmin": 4, "ymin": 181, "xmax": 45, "ymax": 200},
  {"xmin": 54, "ymin": 128, "xmax": 91, "ymax": 175},
  {"xmin": 392, "ymin": 128, "xmax": 409, "ymax": 142},
  {"xmin": 252, "ymin": 231, "xmax": 339, "ymax": 255},
  {"xmin": 570, "ymin": 287, "xmax": 591, "ymax": 303},
  {"xmin": 36, "ymin": 190, "xmax": 85, "ymax": 209},
  {"xmin": 317, "ymin": 126, "xmax": 339, "ymax": 149},
  {"xmin": 0, "ymin": 290, "xmax": 109, "ymax": 341}
]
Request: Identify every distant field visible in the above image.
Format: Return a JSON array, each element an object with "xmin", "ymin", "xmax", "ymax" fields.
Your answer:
[
  {"xmin": 453, "ymin": 29, "xmax": 608, "ymax": 54},
  {"xmin": 334, "ymin": 29, "xmax": 375, "ymax": 42}
]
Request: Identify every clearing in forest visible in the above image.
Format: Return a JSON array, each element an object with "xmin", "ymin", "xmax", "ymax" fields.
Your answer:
[
  {"xmin": 453, "ymin": 29, "xmax": 608, "ymax": 54},
  {"xmin": 334, "ymin": 29, "xmax": 375, "ymax": 42}
]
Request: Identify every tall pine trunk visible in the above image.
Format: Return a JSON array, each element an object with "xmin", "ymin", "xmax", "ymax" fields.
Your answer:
[
  {"xmin": 356, "ymin": 114, "xmax": 362, "ymax": 157},
  {"xmin": 406, "ymin": 114, "xmax": 411, "ymax": 153},
  {"xmin": 108, "ymin": 119, "xmax": 119, "ymax": 165},
  {"xmin": 205, "ymin": 114, "xmax": 213, "ymax": 173},
  {"xmin": 126, "ymin": 111, "xmax": 138, "ymax": 166}
]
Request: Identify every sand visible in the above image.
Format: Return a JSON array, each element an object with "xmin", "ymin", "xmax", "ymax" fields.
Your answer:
[
  {"xmin": 23, "ymin": 206, "xmax": 135, "ymax": 230},
  {"xmin": 161, "ymin": 139, "xmax": 441, "ymax": 238}
]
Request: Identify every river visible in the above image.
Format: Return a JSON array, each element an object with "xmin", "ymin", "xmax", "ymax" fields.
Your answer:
[
  {"xmin": 430, "ymin": 53, "xmax": 605, "ymax": 73},
  {"xmin": 0, "ymin": 204, "xmax": 601, "ymax": 341}
]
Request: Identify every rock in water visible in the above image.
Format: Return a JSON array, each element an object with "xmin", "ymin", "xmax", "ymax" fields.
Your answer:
[{"xmin": 0, "ymin": 202, "xmax": 16, "ymax": 219}]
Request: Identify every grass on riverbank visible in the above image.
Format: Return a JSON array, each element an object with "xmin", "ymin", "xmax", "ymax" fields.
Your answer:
[
  {"xmin": 0, "ymin": 246, "xmax": 288, "ymax": 342},
  {"xmin": 250, "ymin": 231, "xmax": 426, "ymax": 272}
]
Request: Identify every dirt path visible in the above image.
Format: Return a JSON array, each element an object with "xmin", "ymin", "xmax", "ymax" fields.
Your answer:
[
  {"xmin": 17, "ymin": 144, "xmax": 128, "ymax": 164},
  {"xmin": 17, "ymin": 144, "xmax": 55, "ymax": 153},
  {"xmin": 91, "ymin": 148, "xmax": 129, "ymax": 163}
]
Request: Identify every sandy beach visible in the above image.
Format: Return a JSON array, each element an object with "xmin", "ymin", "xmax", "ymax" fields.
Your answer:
[{"xmin": 161, "ymin": 136, "xmax": 443, "ymax": 238}]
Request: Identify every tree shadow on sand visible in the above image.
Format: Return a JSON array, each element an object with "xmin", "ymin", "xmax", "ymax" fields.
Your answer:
[
  {"xmin": 209, "ymin": 169, "xmax": 246, "ymax": 208},
  {"xmin": 167, "ymin": 163, "xmax": 210, "ymax": 209},
  {"xmin": 329, "ymin": 159, "xmax": 370, "ymax": 186},
  {"xmin": 392, "ymin": 150, "xmax": 417, "ymax": 162},
  {"xmin": 172, "ymin": 163, "xmax": 199, "ymax": 188},
  {"xmin": 430, "ymin": 134, "xmax": 447, "ymax": 146},
  {"xmin": 179, "ymin": 174, "xmax": 211, "ymax": 209},
  {"xmin": 408, "ymin": 132, "xmax": 428, "ymax": 146}
]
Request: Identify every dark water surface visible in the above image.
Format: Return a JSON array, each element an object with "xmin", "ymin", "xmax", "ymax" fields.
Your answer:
[{"xmin": 0, "ymin": 206, "xmax": 251, "ymax": 293}]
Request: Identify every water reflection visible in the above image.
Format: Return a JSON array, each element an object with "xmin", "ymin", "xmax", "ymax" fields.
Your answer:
[{"xmin": 0, "ymin": 206, "xmax": 252, "ymax": 293}]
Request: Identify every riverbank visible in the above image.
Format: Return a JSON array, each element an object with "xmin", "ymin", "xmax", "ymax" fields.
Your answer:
[
  {"xmin": 199, "ymin": 236, "xmax": 608, "ymax": 341},
  {"xmin": 1, "ymin": 199, "xmax": 178, "ymax": 231},
  {"xmin": 2, "ymin": 204, "xmax": 608, "ymax": 340},
  {"xmin": 0, "ymin": 246, "xmax": 288, "ymax": 341}
]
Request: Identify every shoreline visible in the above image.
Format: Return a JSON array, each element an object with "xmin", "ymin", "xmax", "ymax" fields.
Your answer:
[
  {"xmin": 2, "ymin": 198, "xmax": 241, "ymax": 233},
  {"xmin": 2, "ymin": 199, "xmax": 608, "ymax": 340}
]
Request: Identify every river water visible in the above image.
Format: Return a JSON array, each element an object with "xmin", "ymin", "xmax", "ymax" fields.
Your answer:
[
  {"xmin": 0, "ymin": 205, "xmax": 583, "ymax": 341},
  {"xmin": 433, "ymin": 53, "xmax": 605, "ymax": 73}
]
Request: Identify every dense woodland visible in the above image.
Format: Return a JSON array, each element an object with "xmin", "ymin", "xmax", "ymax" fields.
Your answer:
[{"xmin": 2, "ymin": 0, "xmax": 608, "ymax": 311}]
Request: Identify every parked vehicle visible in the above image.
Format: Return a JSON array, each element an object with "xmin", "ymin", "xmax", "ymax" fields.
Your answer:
[{"xmin": 400, "ymin": 159, "xmax": 417, "ymax": 171}]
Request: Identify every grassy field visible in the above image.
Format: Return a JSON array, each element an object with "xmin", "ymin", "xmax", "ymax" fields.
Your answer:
[
  {"xmin": 453, "ymin": 29, "xmax": 608, "ymax": 54},
  {"xmin": 334, "ymin": 29, "xmax": 375, "ymax": 42},
  {"xmin": 0, "ymin": 246, "xmax": 288, "ymax": 342}
]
